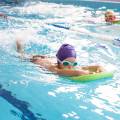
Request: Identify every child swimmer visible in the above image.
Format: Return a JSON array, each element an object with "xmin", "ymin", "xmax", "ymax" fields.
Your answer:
[
  {"xmin": 105, "ymin": 10, "xmax": 120, "ymax": 24},
  {"xmin": 16, "ymin": 41, "xmax": 104, "ymax": 76}
]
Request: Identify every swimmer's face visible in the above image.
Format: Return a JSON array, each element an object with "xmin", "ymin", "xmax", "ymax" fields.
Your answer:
[
  {"xmin": 105, "ymin": 11, "xmax": 116, "ymax": 22},
  {"xmin": 58, "ymin": 57, "xmax": 78, "ymax": 69}
]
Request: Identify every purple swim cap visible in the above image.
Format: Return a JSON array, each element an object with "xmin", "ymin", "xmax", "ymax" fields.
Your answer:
[{"xmin": 56, "ymin": 44, "xmax": 76, "ymax": 61}]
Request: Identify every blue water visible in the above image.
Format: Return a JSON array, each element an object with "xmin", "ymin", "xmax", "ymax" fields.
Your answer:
[{"xmin": 0, "ymin": 0, "xmax": 120, "ymax": 120}]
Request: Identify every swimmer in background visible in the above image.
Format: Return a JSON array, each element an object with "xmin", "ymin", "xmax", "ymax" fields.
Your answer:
[
  {"xmin": 71, "ymin": 10, "xmax": 120, "ymax": 24},
  {"xmin": 0, "ymin": 13, "xmax": 7, "ymax": 19},
  {"xmin": 105, "ymin": 10, "xmax": 120, "ymax": 24},
  {"xmin": 16, "ymin": 40, "xmax": 104, "ymax": 76}
]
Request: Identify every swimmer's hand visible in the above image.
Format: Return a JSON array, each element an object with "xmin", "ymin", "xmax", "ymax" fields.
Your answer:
[
  {"xmin": 82, "ymin": 65, "xmax": 105, "ymax": 74},
  {"xmin": 16, "ymin": 40, "xmax": 26, "ymax": 60}
]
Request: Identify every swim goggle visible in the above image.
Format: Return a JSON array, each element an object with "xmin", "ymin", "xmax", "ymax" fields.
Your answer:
[{"xmin": 57, "ymin": 58, "xmax": 78, "ymax": 66}]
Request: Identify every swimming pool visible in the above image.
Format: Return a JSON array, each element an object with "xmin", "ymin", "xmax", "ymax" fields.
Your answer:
[{"xmin": 0, "ymin": 0, "xmax": 120, "ymax": 120}]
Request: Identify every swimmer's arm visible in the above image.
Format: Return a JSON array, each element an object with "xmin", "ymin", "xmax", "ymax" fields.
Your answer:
[
  {"xmin": 112, "ymin": 20, "xmax": 120, "ymax": 24},
  {"xmin": 81, "ymin": 65, "xmax": 105, "ymax": 73},
  {"xmin": 48, "ymin": 66, "xmax": 89, "ymax": 76}
]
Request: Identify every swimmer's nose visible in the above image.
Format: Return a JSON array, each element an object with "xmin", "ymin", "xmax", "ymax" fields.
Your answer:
[{"xmin": 68, "ymin": 65, "xmax": 73, "ymax": 69}]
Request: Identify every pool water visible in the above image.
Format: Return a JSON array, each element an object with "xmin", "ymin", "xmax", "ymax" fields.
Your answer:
[{"xmin": 0, "ymin": 1, "xmax": 120, "ymax": 120}]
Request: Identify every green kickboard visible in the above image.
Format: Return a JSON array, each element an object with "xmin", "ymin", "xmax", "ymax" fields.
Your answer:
[{"xmin": 70, "ymin": 72, "xmax": 113, "ymax": 82}]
